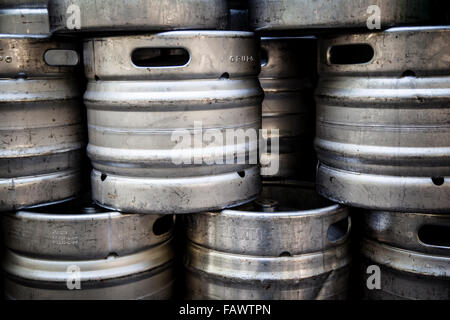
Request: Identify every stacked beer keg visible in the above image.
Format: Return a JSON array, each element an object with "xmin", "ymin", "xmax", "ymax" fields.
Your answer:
[
  {"xmin": 183, "ymin": 0, "xmax": 350, "ymax": 300},
  {"xmin": 1, "ymin": 0, "xmax": 448, "ymax": 301},
  {"xmin": 249, "ymin": 0, "xmax": 450, "ymax": 300}
]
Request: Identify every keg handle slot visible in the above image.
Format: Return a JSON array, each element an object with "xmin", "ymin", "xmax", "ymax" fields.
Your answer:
[
  {"xmin": 153, "ymin": 215, "xmax": 174, "ymax": 236},
  {"xmin": 418, "ymin": 225, "xmax": 450, "ymax": 249},
  {"xmin": 327, "ymin": 44, "xmax": 374, "ymax": 65},
  {"xmin": 44, "ymin": 49, "xmax": 80, "ymax": 66},
  {"xmin": 131, "ymin": 47, "xmax": 190, "ymax": 68},
  {"xmin": 327, "ymin": 216, "xmax": 351, "ymax": 243}
]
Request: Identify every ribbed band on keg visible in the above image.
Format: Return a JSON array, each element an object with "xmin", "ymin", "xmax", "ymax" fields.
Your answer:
[
  {"xmin": 315, "ymin": 27, "xmax": 450, "ymax": 212},
  {"xmin": 83, "ymin": 31, "xmax": 263, "ymax": 214},
  {"xmin": 249, "ymin": 0, "xmax": 438, "ymax": 31},
  {"xmin": 0, "ymin": 76, "xmax": 84, "ymax": 211},
  {"xmin": 48, "ymin": 0, "xmax": 228, "ymax": 33}
]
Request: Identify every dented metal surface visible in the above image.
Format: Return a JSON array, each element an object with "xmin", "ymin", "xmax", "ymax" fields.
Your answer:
[
  {"xmin": 315, "ymin": 27, "xmax": 450, "ymax": 212},
  {"xmin": 249, "ymin": 0, "xmax": 435, "ymax": 31},
  {"xmin": 0, "ymin": 37, "xmax": 84, "ymax": 212},
  {"xmin": 2, "ymin": 200, "xmax": 175, "ymax": 300},
  {"xmin": 184, "ymin": 181, "xmax": 351, "ymax": 300},
  {"xmin": 0, "ymin": 0, "xmax": 50, "ymax": 35},
  {"xmin": 259, "ymin": 37, "xmax": 316, "ymax": 179},
  {"xmin": 84, "ymin": 31, "xmax": 263, "ymax": 214},
  {"xmin": 49, "ymin": 0, "xmax": 228, "ymax": 33},
  {"xmin": 361, "ymin": 211, "xmax": 450, "ymax": 300}
]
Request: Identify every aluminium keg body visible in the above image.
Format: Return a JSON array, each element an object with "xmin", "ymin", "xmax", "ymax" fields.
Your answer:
[
  {"xmin": 184, "ymin": 181, "xmax": 351, "ymax": 300},
  {"xmin": 259, "ymin": 37, "xmax": 317, "ymax": 179},
  {"xmin": 0, "ymin": 37, "xmax": 84, "ymax": 212},
  {"xmin": 2, "ymin": 201, "xmax": 175, "ymax": 300},
  {"xmin": 315, "ymin": 27, "xmax": 450, "ymax": 213},
  {"xmin": 361, "ymin": 211, "xmax": 450, "ymax": 300},
  {"xmin": 84, "ymin": 31, "xmax": 263, "ymax": 214},
  {"xmin": 48, "ymin": 0, "xmax": 228, "ymax": 33},
  {"xmin": 249, "ymin": 0, "xmax": 438, "ymax": 32},
  {"xmin": 0, "ymin": 0, "xmax": 50, "ymax": 35}
]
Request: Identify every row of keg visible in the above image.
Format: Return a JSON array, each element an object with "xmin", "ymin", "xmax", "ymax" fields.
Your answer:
[
  {"xmin": 3, "ymin": 0, "xmax": 449, "ymax": 35},
  {"xmin": 248, "ymin": 1, "xmax": 450, "ymax": 300},
  {"xmin": 3, "ymin": 189, "xmax": 449, "ymax": 299}
]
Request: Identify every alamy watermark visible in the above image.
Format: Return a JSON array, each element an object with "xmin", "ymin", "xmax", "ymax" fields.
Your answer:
[
  {"xmin": 367, "ymin": 5, "xmax": 381, "ymax": 30},
  {"xmin": 366, "ymin": 265, "xmax": 381, "ymax": 290},
  {"xmin": 66, "ymin": 4, "xmax": 81, "ymax": 29},
  {"xmin": 66, "ymin": 265, "xmax": 81, "ymax": 290},
  {"xmin": 170, "ymin": 121, "xmax": 280, "ymax": 176}
]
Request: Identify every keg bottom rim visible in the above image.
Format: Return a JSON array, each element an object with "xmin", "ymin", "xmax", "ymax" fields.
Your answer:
[
  {"xmin": 0, "ymin": 169, "xmax": 82, "ymax": 212},
  {"xmin": 90, "ymin": 167, "xmax": 261, "ymax": 214},
  {"xmin": 317, "ymin": 164, "xmax": 450, "ymax": 213}
]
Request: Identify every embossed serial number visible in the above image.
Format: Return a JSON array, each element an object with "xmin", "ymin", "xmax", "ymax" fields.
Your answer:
[{"xmin": 229, "ymin": 55, "xmax": 255, "ymax": 63}]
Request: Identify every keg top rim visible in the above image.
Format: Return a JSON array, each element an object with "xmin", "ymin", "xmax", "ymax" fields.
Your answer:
[{"xmin": 221, "ymin": 180, "xmax": 344, "ymax": 217}]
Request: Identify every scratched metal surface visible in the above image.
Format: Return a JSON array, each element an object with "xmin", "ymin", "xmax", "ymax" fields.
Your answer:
[
  {"xmin": 361, "ymin": 211, "xmax": 450, "ymax": 300},
  {"xmin": 2, "ymin": 201, "xmax": 175, "ymax": 299},
  {"xmin": 249, "ymin": 0, "xmax": 435, "ymax": 31},
  {"xmin": 0, "ymin": 37, "xmax": 84, "ymax": 212},
  {"xmin": 315, "ymin": 27, "xmax": 450, "ymax": 212},
  {"xmin": 48, "ymin": 0, "xmax": 228, "ymax": 33},
  {"xmin": 83, "ymin": 31, "xmax": 263, "ymax": 214},
  {"xmin": 184, "ymin": 181, "xmax": 351, "ymax": 300}
]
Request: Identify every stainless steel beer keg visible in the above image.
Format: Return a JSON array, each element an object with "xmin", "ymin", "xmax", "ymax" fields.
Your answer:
[
  {"xmin": 84, "ymin": 31, "xmax": 262, "ymax": 214},
  {"xmin": 315, "ymin": 26, "xmax": 450, "ymax": 212},
  {"xmin": 259, "ymin": 37, "xmax": 316, "ymax": 179},
  {"xmin": 0, "ymin": 0, "xmax": 50, "ymax": 35},
  {"xmin": 249, "ymin": 0, "xmax": 434, "ymax": 32},
  {"xmin": 0, "ymin": 36, "xmax": 84, "ymax": 212},
  {"xmin": 49, "ymin": 0, "xmax": 228, "ymax": 33},
  {"xmin": 2, "ymin": 200, "xmax": 175, "ymax": 300},
  {"xmin": 361, "ymin": 211, "xmax": 450, "ymax": 300},
  {"xmin": 184, "ymin": 181, "xmax": 351, "ymax": 300}
]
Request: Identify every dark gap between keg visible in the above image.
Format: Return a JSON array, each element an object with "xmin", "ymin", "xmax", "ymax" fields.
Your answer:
[
  {"xmin": 327, "ymin": 217, "xmax": 349, "ymax": 243},
  {"xmin": 260, "ymin": 48, "xmax": 268, "ymax": 67},
  {"xmin": 131, "ymin": 48, "xmax": 189, "ymax": 67},
  {"xmin": 153, "ymin": 215, "xmax": 174, "ymax": 236},
  {"xmin": 328, "ymin": 44, "xmax": 374, "ymax": 65},
  {"xmin": 418, "ymin": 225, "xmax": 450, "ymax": 248}
]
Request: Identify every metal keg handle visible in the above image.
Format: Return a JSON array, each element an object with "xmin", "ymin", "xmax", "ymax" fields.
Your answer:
[
  {"xmin": 415, "ymin": 220, "xmax": 450, "ymax": 251},
  {"xmin": 43, "ymin": 49, "xmax": 80, "ymax": 67},
  {"xmin": 326, "ymin": 43, "xmax": 375, "ymax": 66},
  {"xmin": 327, "ymin": 215, "xmax": 351, "ymax": 244}
]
